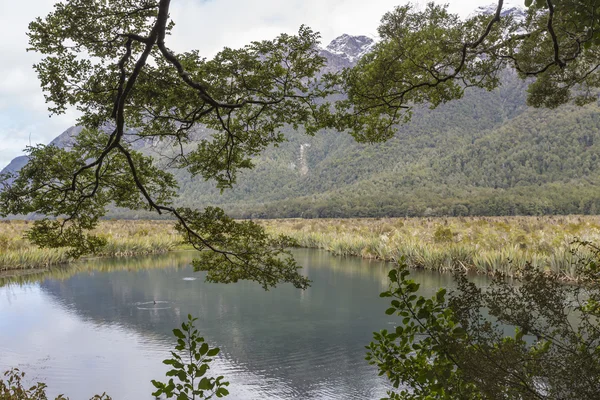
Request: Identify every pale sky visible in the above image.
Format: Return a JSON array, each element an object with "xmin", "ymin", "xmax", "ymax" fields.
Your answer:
[{"xmin": 0, "ymin": 0, "xmax": 494, "ymax": 169}]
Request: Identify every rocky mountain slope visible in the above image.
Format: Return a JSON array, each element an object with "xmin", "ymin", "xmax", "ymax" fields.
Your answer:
[
  {"xmin": 318, "ymin": 34, "xmax": 374, "ymax": 72},
  {"xmin": 4, "ymin": 21, "xmax": 600, "ymax": 218}
]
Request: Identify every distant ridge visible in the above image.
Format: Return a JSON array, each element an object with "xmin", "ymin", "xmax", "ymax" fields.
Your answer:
[{"xmin": 4, "ymin": 30, "xmax": 600, "ymax": 218}]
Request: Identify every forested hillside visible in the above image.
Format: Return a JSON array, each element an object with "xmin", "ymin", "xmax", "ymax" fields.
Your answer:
[
  {"xmin": 4, "ymin": 36, "xmax": 600, "ymax": 218},
  {"xmin": 165, "ymin": 68, "xmax": 600, "ymax": 218}
]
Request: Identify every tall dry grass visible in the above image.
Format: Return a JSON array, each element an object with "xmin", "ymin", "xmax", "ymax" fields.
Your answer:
[
  {"xmin": 4, "ymin": 216, "xmax": 599, "ymax": 280},
  {"xmin": 0, "ymin": 220, "xmax": 183, "ymax": 272},
  {"xmin": 261, "ymin": 216, "xmax": 600, "ymax": 280}
]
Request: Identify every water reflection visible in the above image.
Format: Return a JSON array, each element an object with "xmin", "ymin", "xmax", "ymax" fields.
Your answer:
[{"xmin": 0, "ymin": 249, "xmax": 478, "ymax": 399}]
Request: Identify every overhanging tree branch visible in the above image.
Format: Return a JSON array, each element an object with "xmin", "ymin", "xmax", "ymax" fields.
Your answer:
[{"xmin": 1, "ymin": 0, "xmax": 324, "ymax": 289}]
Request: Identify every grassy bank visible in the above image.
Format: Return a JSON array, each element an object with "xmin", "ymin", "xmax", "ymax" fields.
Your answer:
[
  {"xmin": 0, "ymin": 250, "xmax": 196, "ymax": 287},
  {"xmin": 262, "ymin": 216, "xmax": 600, "ymax": 280},
  {"xmin": 4, "ymin": 216, "xmax": 600, "ymax": 280},
  {"xmin": 0, "ymin": 220, "xmax": 182, "ymax": 272}
]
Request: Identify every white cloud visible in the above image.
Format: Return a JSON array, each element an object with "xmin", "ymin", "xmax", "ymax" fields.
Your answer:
[
  {"xmin": 0, "ymin": 0, "xmax": 81, "ymax": 168},
  {"xmin": 0, "ymin": 0, "xmax": 493, "ymax": 169}
]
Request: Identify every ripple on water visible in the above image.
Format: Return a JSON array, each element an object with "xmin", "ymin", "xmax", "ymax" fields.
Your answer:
[
  {"xmin": 133, "ymin": 301, "xmax": 171, "ymax": 310},
  {"xmin": 0, "ymin": 248, "xmax": 399, "ymax": 399}
]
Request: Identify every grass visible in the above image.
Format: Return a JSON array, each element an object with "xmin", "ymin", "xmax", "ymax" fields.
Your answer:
[
  {"xmin": 0, "ymin": 220, "xmax": 183, "ymax": 272},
  {"xmin": 0, "ymin": 250, "xmax": 196, "ymax": 287},
  {"xmin": 3, "ymin": 216, "xmax": 600, "ymax": 280},
  {"xmin": 261, "ymin": 216, "xmax": 600, "ymax": 280}
]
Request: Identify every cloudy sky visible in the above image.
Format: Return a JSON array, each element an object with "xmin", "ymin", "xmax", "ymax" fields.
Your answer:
[{"xmin": 0, "ymin": 0, "xmax": 493, "ymax": 169}]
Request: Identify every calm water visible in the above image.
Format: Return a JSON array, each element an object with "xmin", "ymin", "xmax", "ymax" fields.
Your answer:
[{"xmin": 0, "ymin": 249, "xmax": 462, "ymax": 399}]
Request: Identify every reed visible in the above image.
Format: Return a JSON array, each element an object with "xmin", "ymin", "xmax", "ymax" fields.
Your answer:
[
  {"xmin": 3, "ymin": 216, "xmax": 600, "ymax": 280},
  {"xmin": 0, "ymin": 220, "xmax": 183, "ymax": 272},
  {"xmin": 261, "ymin": 216, "xmax": 600, "ymax": 280},
  {"xmin": 0, "ymin": 250, "xmax": 196, "ymax": 287}
]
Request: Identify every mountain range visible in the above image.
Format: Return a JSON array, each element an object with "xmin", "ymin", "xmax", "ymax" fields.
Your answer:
[{"xmin": 4, "ymin": 14, "xmax": 600, "ymax": 218}]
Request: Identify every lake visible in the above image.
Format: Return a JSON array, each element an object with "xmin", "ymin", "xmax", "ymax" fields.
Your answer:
[{"xmin": 0, "ymin": 249, "xmax": 461, "ymax": 399}]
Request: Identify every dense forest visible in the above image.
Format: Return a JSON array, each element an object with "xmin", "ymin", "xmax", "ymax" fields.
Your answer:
[
  {"xmin": 120, "ymin": 69, "xmax": 600, "ymax": 218},
  {"xmin": 5, "ymin": 54, "xmax": 600, "ymax": 220}
]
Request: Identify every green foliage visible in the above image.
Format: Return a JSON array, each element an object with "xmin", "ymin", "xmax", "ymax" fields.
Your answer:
[
  {"xmin": 334, "ymin": 3, "xmax": 507, "ymax": 141},
  {"xmin": 369, "ymin": 252, "xmax": 600, "ymax": 399},
  {"xmin": 0, "ymin": 369, "xmax": 61, "ymax": 400},
  {"xmin": 0, "ymin": 0, "xmax": 331, "ymax": 289},
  {"xmin": 367, "ymin": 265, "xmax": 483, "ymax": 399},
  {"xmin": 25, "ymin": 0, "xmax": 330, "ymax": 187},
  {"xmin": 152, "ymin": 315, "xmax": 230, "ymax": 400},
  {"xmin": 176, "ymin": 207, "xmax": 308, "ymax": 289},
  {"xmin": 336, "ymin": 0, "xmax": 600, "ymax": 138},
  {"xmin": 0, "ymin": 368, "xmax": 110, "ymax": 400},
  {"xmin": 433, "ymin": 226, "xmax": 454, "ymax": 243}
]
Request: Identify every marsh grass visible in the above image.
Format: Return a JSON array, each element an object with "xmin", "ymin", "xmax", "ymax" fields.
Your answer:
[
  {"xmin": 0, "ymin": 220, "xmax": 183, "ymax": 272},
  {"xmin": 0, "ymin": 250, "xmax": 196, "ymax": 287},
  {"xmin": 261, "ymin": 216, "xmax": 600, "ymax": 280},
  {"xmin": 4, "ymin": 216, "xmax": 599, "ymax": 280}
]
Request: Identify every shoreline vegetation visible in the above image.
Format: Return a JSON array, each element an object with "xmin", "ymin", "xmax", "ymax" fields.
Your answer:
[
  {"xmin": 0, "ymin": 220, "xmax": 184, "ymax": 274},
  {"xmin": 2, "ymin": 216, "xmax": 599, "ymax": 280},
  {"xmin": 261, "ymin": 216, "xmax": 600, "ymax": 280}
]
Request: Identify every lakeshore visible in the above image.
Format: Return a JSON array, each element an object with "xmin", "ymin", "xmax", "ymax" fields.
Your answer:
[
  {"xmin": 261, "ymin": 216, "xmax": 600, "ymax": 280},
  {"xmin": 0, "ymin": 220, "xmax": 183, "ymax": 273},
  {"xmin": 2, "ymin": 216, "xmax": 599, "ymax": 280}
]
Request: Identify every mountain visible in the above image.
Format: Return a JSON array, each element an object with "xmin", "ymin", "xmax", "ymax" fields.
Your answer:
[
  {"xmin": 0, "ymin": 34, "xmax": 376, "ymax": 187},
  {"xmin": 0, "ymin": 156, "xmax": 28, "ymax": 186},
  {"xmin": 0, "ymin": 126, "xmax": 83, "ymax": 187},
  {"xmin": 318, "ymin": 34, "xmax": 374, "ymax": 72},
  {"xmin": 474, "ymin": 0, "xmax": 526, "ymax": 20},
  {"xmin": 4, "ymin": 31, "xmax": 600, "ymax": 218}
]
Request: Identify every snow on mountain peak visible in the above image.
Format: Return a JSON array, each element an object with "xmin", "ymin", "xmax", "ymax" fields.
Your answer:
[
  {"xmin": 324, "ymin": 34, "xmax": 375, "ymax": 63},
  {"xmin": 473, "ymin": 1, "xmax": 526, "ymax": 22}
]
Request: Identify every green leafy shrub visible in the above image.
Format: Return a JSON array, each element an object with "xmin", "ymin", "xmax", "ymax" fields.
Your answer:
[
  {"xmin": 152, "ymin": 314, "xmax": 230, "ymax": 399},
  {"xmin": 433, "ymin": 226, "xmax": 454, "ymax": 243},
  {"xmin": 0, "ymin": 368, "xmax": 110, "ymax": 400},
  {"xmin": 369, "ymin": 251, "xmax": 600, "ymax": 399}
]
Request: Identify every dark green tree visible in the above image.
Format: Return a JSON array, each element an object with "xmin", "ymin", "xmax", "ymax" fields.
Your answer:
[
  {"xmin": 369, "ymin": 248, "xmax": 600, "ymax": 399},
  {"xmin": 336, "ymin": 0, "xmax": 600, "ymax": 141},
  {"xmin": 0, "ymin": 0, "xmax": 340, "ymax": 289},
  {"xmin": 350, "ymin": 3, "xmax": 600, "ymax": 397}
]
